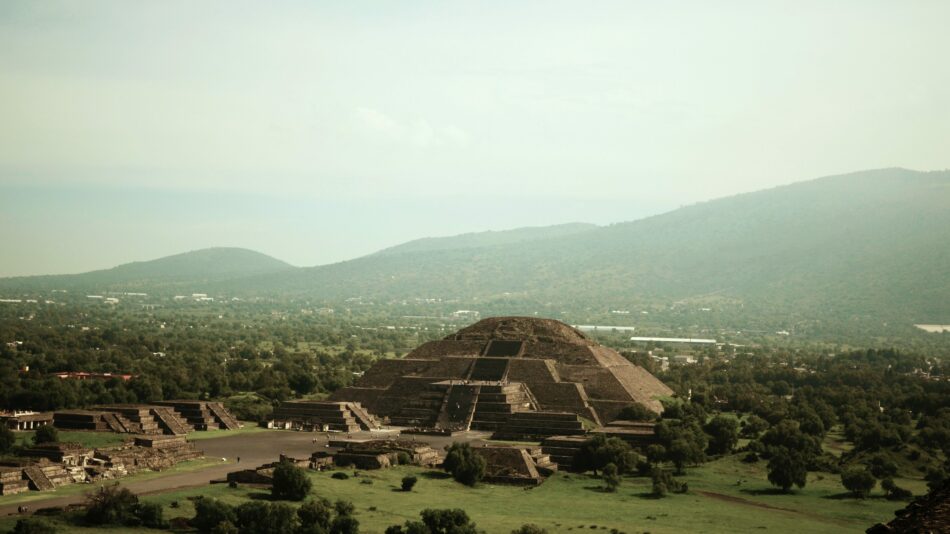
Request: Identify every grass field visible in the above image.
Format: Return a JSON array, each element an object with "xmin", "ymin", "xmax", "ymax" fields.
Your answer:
[{"xmin": 6, "ymin": 455, "xmax": 916, "ymax": 534}]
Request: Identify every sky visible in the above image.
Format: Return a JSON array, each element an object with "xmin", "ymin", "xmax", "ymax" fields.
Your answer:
[{"xmin": 1, "ymin": 1, "xmax": 948, "ymax": 276}]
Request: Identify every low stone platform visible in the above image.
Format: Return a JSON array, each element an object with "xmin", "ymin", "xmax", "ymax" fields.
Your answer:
[
  {"xmin": 591, "ymin": 420, "xmax": 657, "ymax": 447},
  {"xmin": 271, "ymin": 401, "xmax": 380, "ymax": 432},
  {"xmin": 491, "ymin": 411, "xmax": 586, "ymax": 441},
  {"xmin": 330, "ymin": 439, "xmax": 441, "ymax": 469},
  {"xmin": 474, "ymin": 445, "xmax": 557, "ymax": 485}
]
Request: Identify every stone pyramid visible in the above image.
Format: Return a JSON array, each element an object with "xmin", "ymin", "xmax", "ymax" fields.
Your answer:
[{"xmin": 329, "ymin": 317, "xmax": 673, "ymax": 429}]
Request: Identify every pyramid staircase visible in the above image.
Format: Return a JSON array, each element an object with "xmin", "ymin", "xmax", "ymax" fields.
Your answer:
[
  {"xmin": 151, "ymin": 407, "xmax": 193, "ymax": 435},
  {"xmin": 272, "ymin": 401, "xmax": 361, "ymax": 432},
  {"xmin": 540, "ymin": 435, "xmax": 588, "ymax": 471},
  {"xmin": 343, "ymin": 402, "xmax": 382, "ymax": 430},
  {"xmin": 436, "ymin": 384, "xmax": 481, "ymax": 430},
  {"xmin": 22, "ymin": 466, "xmax": 54, "ymax": 491},
  {"xmin": 206, "ymin": 402, "xmax": 241, "ymax": 430},
  {"xmin": 388, "ymin": 383, "xmax": 450, "ymax": 428},
  {"xmin": 469, "ymin": 383, "xmax": 536, "ymax": 431}
]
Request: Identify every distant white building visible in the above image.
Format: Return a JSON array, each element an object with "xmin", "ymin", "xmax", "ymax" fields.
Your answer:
[{"xmin": 671, "ymin": 354, "xmax": 698, "ymax": 365}]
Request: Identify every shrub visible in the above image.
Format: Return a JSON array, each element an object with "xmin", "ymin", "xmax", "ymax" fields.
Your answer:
[
  {"xmin": 617, "ymin": 404, "xmax": 657, "ymax": 422},
  {"xmin": 33, "ymin": 425, "xmax": 58, "ymax": 445},
  {"xmin": 330, "ymin": 515, "xmax": 360, "ymax": 534},
  {"xmin": 602, "ymin": 463, "xmax": 620, "ymax": 493},
  {"xmin": 442, "ymin": 443, "xmax": 486, "ymax": 486},
  {"xmin": 272, "ymin": 461, "xmax": 312, "ymax": 501},
  {"xmin": 332, "ymin": 472, "xmax": 350, "ymax": 480},
  {"xmin": 512, "ymin": 524, "xmax": 548, "ymax": 534},
  {"xmin": 401, "ymin": 475, "xmax": 418, "ymax": 492},
  {"xmin": 650, "ymin": 468, "xmax": 686, "ymax": 497},
  {"xmin": 841, "ymin": 467, "xmax": 877, "ymax": 498},
  {"xmin": 235, "ymin": 501, "xmax": 298, "ymax": 534},
  {"xmin": 396, "ymin": 451, "xmax": 412, "ymax": 465},
  {"xmin": 881, "ymin": 478, "xmax": 913, "ymax": 500},
  {"xmin": 9, "ymin": 518, "xmax": 57, "ymax": 534},
  {"xmin": 0, "ymin": 425, "xmax": 15, "ymax": 455},
  {"xmin": 211, "ymin": 521, "xmax": 239, "ymax": 534},
  {"xmin": 134, "ymin": 501, "xmax": 167, "ymax": 529}
]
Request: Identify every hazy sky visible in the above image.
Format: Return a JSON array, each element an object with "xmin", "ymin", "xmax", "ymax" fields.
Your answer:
[{"xmin": 1, "ymin": 1, "xmax": 948, "ymax": 276}]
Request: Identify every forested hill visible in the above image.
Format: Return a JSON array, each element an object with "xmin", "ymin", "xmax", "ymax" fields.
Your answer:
[
  {"xmin": 2, "ymin": 169, "xmax": 948, "ymax": 329},
  {"xmin": 371, "ymin": 222, "xmax": 598, "ymax": 257},
  {"xmin": 250, "ymin": 168, "xmax": 950, "ymax": 324},
  {"xmin": 0, "ymin": 247, "xmax": 295, "ymax": 291}
]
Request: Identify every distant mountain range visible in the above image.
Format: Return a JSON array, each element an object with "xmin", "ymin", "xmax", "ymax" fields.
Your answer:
[
  {"xmin": 2, "ymin": 168, "xmax": 948, "ymax": 326},
  {"xmin": 0, "ymin": 247, "xmax": 293, "ymax": 292}
]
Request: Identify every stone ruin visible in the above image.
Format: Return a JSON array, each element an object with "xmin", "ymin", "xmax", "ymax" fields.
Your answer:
[
  {"xmin": 52, "ymin": 402, "xmax": 240, "ymax": 435},
  {"xmin": 90, "ymin": 435, "xmax": 203, "ymax": 477},
  {"xmin": 153, "ymin": 400, "xmax": 242, "ymax": 430},
  {"xmin": 0, "ymin": 436, "xmax": 202, "ymax": 495},
  {"xmin": 474, "ymin": 446, "xmax": 558, "ymax": 486},
  {"xmin": 327, "ymin": 439, "xmax": 441, "ymax": 469},
  {"xmin": 270, "ymin": 401, "xmax": 381, "ymax": 432},
  {"xmin": 867, "ymin": 480, "xmax": 949, "ymax": 533},
  {"xmin": 330, "ymin": 317, "xmax": 672, "ymax": 434}
]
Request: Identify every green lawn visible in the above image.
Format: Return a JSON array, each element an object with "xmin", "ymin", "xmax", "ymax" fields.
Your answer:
[
  {"xmin": 1, "ymin": 455, "xmax": 919, "ymax": 533},
  {"xmin": 131, "ymin": 457, "xmax": 919, "ymax": 533}
]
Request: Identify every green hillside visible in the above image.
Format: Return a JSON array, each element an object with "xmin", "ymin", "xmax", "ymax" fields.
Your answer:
[
  {"xmin": 2, "ymin": 168, "xmax": 948, "ymax": 332},
  {"xmin": 0, "ymin": 247, "xmax": 295, "ymax": 292},
  {"xmin": 255, "ymin": 168, "xmax": 949, "ymax": 324},
  {"xmin": 371, "ymin": 222, "xmax": 598, "ymax": 256}
]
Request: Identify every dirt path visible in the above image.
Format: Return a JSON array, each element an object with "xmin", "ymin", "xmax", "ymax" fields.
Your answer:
[{"xmin": 696, "ymin": 490, "xmax": 853, "ymax": 526}]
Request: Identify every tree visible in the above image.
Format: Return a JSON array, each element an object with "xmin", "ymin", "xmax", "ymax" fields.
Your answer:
[
  {"xmin": 9, "ymin": 518, "xmax": 57, "ymax": 534},
  {"xmin": 32, "ymin": 425, "xmax": 58, "ymax": 445},
  {"xmin": 741, "ymin": 415, "xmax": 769, "ymax": 438},
  {"xmin": 841, "ymin": 467, "xmax": 876, "ymax": 498},
  {"xmin": 330, "ymin": 515, "xmax": 360, "ymax": 534},
  {"xmin": 704, "ymin": 415, "xmax": 739, "ymax": 455},
  {"xmin": 767, "ymin": 449, "xmax": 808, "ymax": 493},
  {"xmin": 134, "ymin": 501, "xmax": 167, "ymax": 529},
  {"xmin": 442, "ymin": 443, "xmax": 486, "ymax": 486},
  {"xmin": 401, "ymin": 475, "xmax": 418, "ymax": 492},
  {"xmin": 419, "ymin": 508, "xmax": 478, "ymax": 534},
  {"xmin": 602, "ymin": 462, "xmax": 620, "ymax": 493},
  {"xmin": 191, "ymin": 498, "xmax": 237, "ymax": 533},
  {"xmin": 272, "ymin": 461, "xmax": 312, "ymax": 501},
  {"xmin": 297, "ymin": 498, "xmax": 333, "ymax": 533},
  {"xmin": 573, "ymin": 435, "xmax": 639, "ymax": 474},
  {"xmin": 0, "ymin": 425, "xmax": 15, "ymax": 454},
  {"xmin": 650, "ymin": 467, "xmax": 686, "ymax": 497},
  {"xmin": 617, "ymin": 403, "xmax": 657, "ymax": 421},
  {"xmin": 84, "ymin": 483, "xmax": 139, "ymax": 525},
  {"xmin": 211, "ymin": 521, "xmax": 239, "ymax": 534}
]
